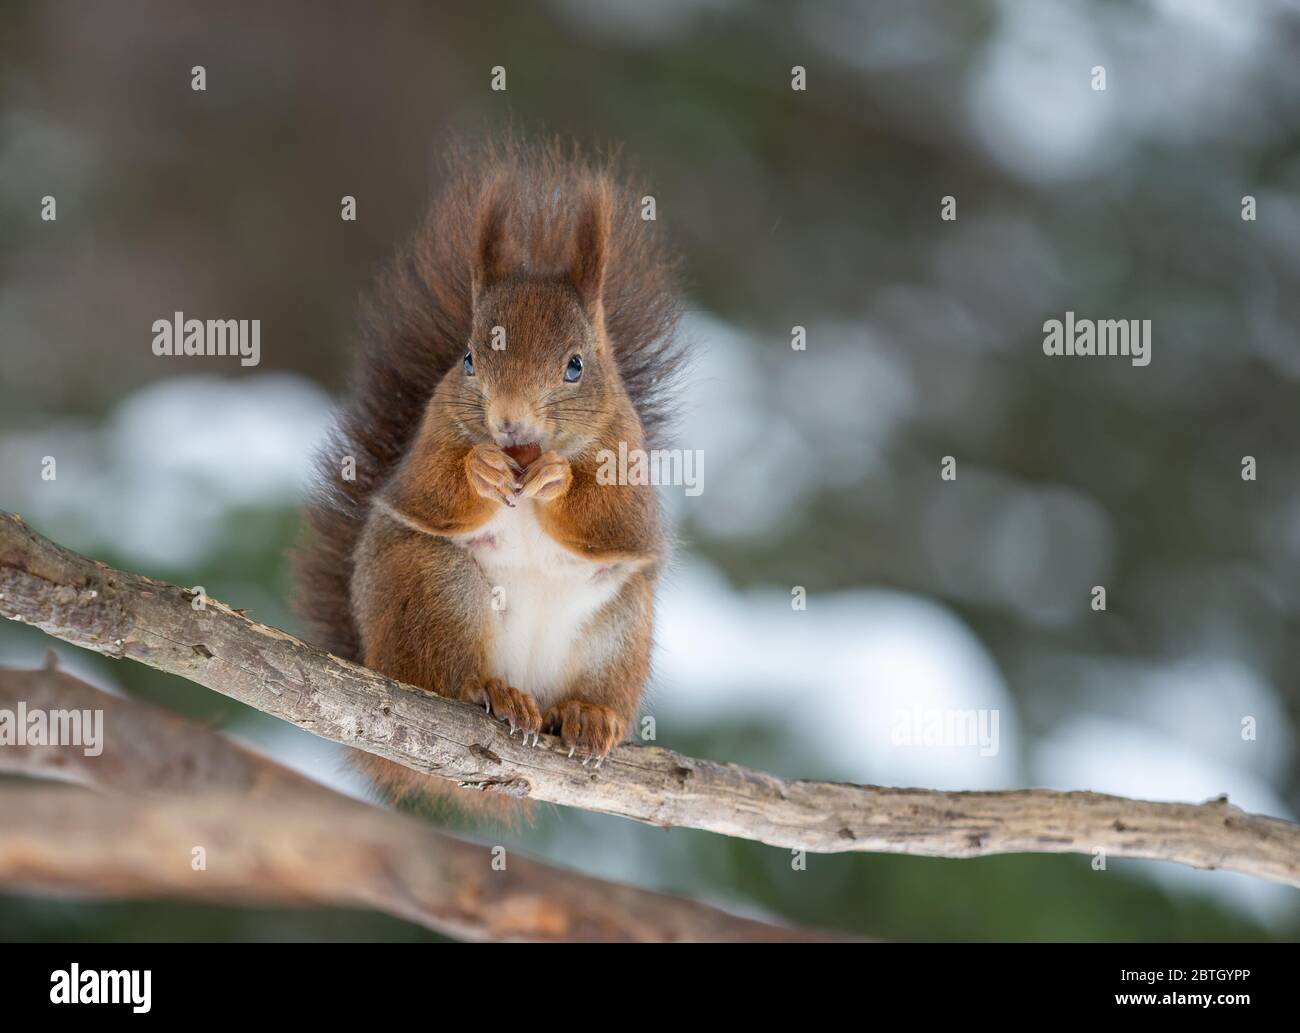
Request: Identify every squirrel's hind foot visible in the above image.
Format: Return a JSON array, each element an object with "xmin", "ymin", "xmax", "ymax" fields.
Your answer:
[
  {"xmin": 542, "ymin": 700, "xmax": 626, "ymax": 765},
  {"xmin": 462, "ymin": 677, "xmax": 543, "ymax": 745}
]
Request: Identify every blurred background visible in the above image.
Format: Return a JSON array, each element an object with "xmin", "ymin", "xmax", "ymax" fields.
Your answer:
[{"xmin": 3, "ymin": 0, "xmax": 1300, "ymax": 941}]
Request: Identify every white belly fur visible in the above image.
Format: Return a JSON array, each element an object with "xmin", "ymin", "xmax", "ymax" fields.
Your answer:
[{"xmin": 453, "ymin": 500, "xmax": 624, "ymax": 705}]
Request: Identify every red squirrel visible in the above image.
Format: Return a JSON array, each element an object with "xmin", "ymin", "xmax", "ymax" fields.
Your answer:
[{"xmin": 295, "ymin": 138, "xmax": 683, "ymax": 809}]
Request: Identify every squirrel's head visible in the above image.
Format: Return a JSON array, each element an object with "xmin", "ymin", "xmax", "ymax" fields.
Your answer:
[{"xmin": 447, "ymin": 178, "xmax": 626, "ymax": 460}]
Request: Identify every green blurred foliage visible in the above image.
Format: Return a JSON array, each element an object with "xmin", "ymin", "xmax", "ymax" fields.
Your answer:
[{"xmin": 3, "ymin": 0, "xmax": 1299, "ymax": 941}]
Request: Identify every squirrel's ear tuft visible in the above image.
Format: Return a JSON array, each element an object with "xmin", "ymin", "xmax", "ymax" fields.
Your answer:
[
  {"xmin": 569, "ymin": 179, "xmax": 612, "ymax": 317},
  {"xmin": 472, "ymin": 181, "xmax": 514, "ymax": 305}
]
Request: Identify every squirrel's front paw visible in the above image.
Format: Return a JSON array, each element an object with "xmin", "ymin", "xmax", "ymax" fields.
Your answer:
[
  {"xmin": 519, "ymin": 451, "xmax": 572, "ymax": 502},
  {"xmin": 465, "ymin": 443, "xmax": 522, "ymax": 507},
  {"xmin": 465, "ymin": 678, "xmax": 542, "ymax": 744},
  {"xmin": 543, "ymin": 700, "xmax": 625, "ymax": 764}
]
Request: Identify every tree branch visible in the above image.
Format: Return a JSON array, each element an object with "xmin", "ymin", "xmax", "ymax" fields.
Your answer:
[
  {"xmin": 0, "ymin": 787, "xmax": 831, "ymax": 942},
  {"xmin": 3, "ymin": 511, "xmax": 1299, "ymax": 887},
  {"xmin": 0, "ymin": 662, "xmax": 836, "ymax": 941}
]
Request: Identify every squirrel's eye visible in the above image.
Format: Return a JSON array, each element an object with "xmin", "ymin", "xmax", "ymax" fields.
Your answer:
[
  {"xmin": 564, "ymin": 354, "xmax": 583, "ymax": 383},
  {"xmin": 463, "ymin": 350, "xmax": 475, "ymax": 376}
]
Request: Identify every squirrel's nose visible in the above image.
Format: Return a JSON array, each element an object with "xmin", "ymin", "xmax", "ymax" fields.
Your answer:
[{"xmin": 492, "ymin": 418, "xmax": 542, "ymax": 447}]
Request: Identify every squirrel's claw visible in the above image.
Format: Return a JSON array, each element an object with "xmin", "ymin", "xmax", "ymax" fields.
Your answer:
[
  {"xmin": 518, "ymin": 451, "xmax": 572, "ymax": 502},
  {"xmin": 466, "ymin": 444, "xmax": 524, "ymax": 508},
  {"xmin": 473, "ymin": 678, "xmax": 543, "ymax": 743},
  {"xmin": 543, "ymin": 699, "xmax": 624, "ymax": 765}
]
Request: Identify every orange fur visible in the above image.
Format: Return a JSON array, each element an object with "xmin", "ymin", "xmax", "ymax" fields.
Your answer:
[{"xmin": 294, "ymin": 137, "xmax": 683, "ymax": 819}]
